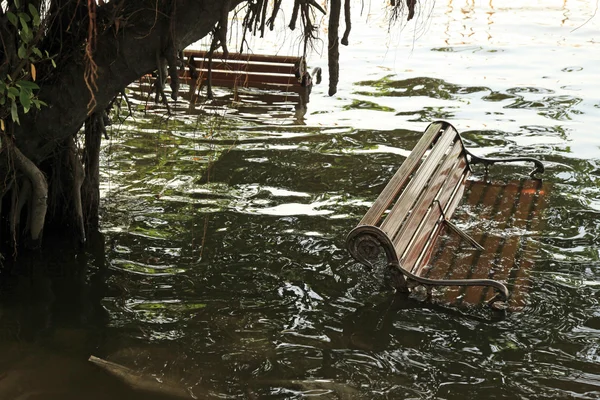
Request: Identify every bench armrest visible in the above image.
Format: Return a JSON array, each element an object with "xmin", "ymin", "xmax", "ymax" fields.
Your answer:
[{"xmin": 464, "ymin": 148, "xmax": 545, "ymax": 178}]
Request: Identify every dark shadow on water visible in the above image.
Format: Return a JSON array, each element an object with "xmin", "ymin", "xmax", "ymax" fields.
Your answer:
[{"xmin": 0, "ymin": 233, "xmax": 188, "ymax": 399}]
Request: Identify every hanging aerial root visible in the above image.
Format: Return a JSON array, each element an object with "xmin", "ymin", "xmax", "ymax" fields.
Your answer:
[
  {"xmin": 165, "ymin": 44, "xmax": 180, "ymax": 101},
  {"xmin": 328, "ymin": 0, "xmax": 342, "ymax": 96},
  {"xmin": 82, "ymin": 112, "xmax": 103, "ymax": 230},
  {"xmin": 69, "ymin": 138, "xmax": 86, "ymax": 244},
  {"xmin": 406, "ymin": 0, "xmax": 416, "ymax": 21},
  {"xmin": 341, "ymin": 0, "xmax": 351, "ymax": 45},
  {"xmin": 267, "ymin": 0, "xmax": 283, "ymax": 30},
  {"xmin": 219, "ymin": 0, "xmax": 231, "ymax": 56},
  {"xmin": 153, "ymin": 49, "xmax": 172, "ymax": 114},
  {"xmin": 11, "ymin": 146, "xmax": 48, "ymax": 242},
  {"xmin": 259, "ymin": 0, "xmax": 268, "ymax": 37},
  {"xmin": 307, "ymin": 0, "xmax": 326, "ymax": 15},
  {"xmin": 289, "ymin": 0, "xmax": 300, "ymax": 30}
]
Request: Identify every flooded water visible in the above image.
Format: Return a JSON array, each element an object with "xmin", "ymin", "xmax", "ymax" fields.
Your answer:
[{"xmin": 2, "ymin": 1, "xmax": 600, "ymax": 399}]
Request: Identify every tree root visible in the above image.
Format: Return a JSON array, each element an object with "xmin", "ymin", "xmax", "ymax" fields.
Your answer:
[
  {"xmin": 69, "ymin": 138, "xmax": 86, "ymax": 244},
  {"xmin": 341, "ymin": 0, "xmax": 351, "ymax": 45},
  {"xmin": 82, "ymin": 112, "xmax": 103, "ymax": 231},
  {"xmin": 219, "ymin": 0, "xmax": 231, "ymax": 56},
  {"xmin": 267, "ymin": 0, "xmax": 283, "ymax": 30},
  {"xmin": 406, "ymin": 0, "xmax": 416, "ymax": 21},
  {"xmin": 289, "ymin": 0, "xmax": 300, "ymax": 30},
  {"xmin": 11, "ymin": 146, "xmax": 48, "ymax": 242},
  {"xmin": 328, "ymin": 0, "xmax": 342, "ymax": 96},
  {"xmin": 165, "ymin": 44, "xmax": 180, "ymax": 101},
  {"xmin": 153, "ymin": 49, "xmax": 171, "ymax": 113}
]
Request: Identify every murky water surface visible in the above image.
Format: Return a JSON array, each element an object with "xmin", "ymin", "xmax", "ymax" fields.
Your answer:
[{"xmin": 2, "ymin": 1, "xmax": 600, "ymax": 399}]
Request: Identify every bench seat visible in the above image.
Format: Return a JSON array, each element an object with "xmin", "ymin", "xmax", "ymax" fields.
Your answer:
[{"xmin": 346, "ymin": 121, "xmax": 545, "ymax": 307}]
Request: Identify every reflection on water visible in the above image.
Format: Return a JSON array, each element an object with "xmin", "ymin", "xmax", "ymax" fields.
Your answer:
[{"xmin": 2, "ymin": 1, "xmax": 600, "ymax": 399}]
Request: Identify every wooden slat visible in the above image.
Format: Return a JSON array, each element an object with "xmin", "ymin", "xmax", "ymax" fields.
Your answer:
[
  {"xmin": 391, "ymin": 140, "xmax": 464, "ymax": 257},
  {"xmin": 380, "ymin": 125, "xmax": 458, "ymax": 236},
  {"xmin": 193, "ymin": 70, "xmax": 299, "ymax": 85},
  {"xmin": 506, "ymin": 180, "xmax": 548, "ymax": 309},
  {"xmin": 425, "ymin": 180, "xmax": 488, "ymax": 280},
  {"xmin": 442, "ymin": 183, "xmax": 504, "ymax": 302},
  {"xmin": 423, "ymin": 180, "xmax": 549, "ymax": 308},
  {"xmin": 359, "ymin": 122, "xmax": 447, "ymax": 227},
  {"xmin": 461, "ymin": 182, "xmax": 521, "ymax": 304},
  {"xmin": 181, "ymin": 77, "xmax": 303, "ymax": 93},
  {"xmin": 401, "ymin": 162, "xmax": 470, "ymax": 274},
  {"xmin": 183, "ymin": 50, "xmax": 301, "ymax": 64},
  {"xmin": 188, "ymin": 61, "xmax": 296, "ymax": 75}
]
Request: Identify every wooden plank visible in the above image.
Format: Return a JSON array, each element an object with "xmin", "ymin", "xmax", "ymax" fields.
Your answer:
[
  {"xmin": 410, "ymin": 165, "xmax": 472, "ymax": 278},
  {"xmin": 187, "ymin": 61, "xmax": 297, "ymax": 75},
  {"xmin": 192, "ymin": 70, "xmax": 299, "ymax": 86},
  {"xmin": 183, "ymin": 49, "xmax": 301, "ymax": 64},
  {"xmin": 442, "ymin": 183, "xmax": 504, "ymax": 302},
  {"xmin": 460, "ymin": 181, "xmax": 521, "ymax": 304},
  {"xmin": 181, "ymin": 77, "xmax": 303, "ymax": 93},
  {"xmin": 391, "ymin": 140, "xmax": 464, "ymax": 257},
  {"xmin": 400, "ymin": 161, "xmax": 470, "ymax": 274},
  {"xmin": 358, "ymin": 122, "xmax": 446, "ymax": 227},
  {"xmin": 424, "ymin": 180, "xmax": 487, "ymax": 281},
  {"xmin": 506, "ymin": 180, "xmax": 548, "ymax": 309},
  {"xmin": 379, "ymin": 125, "xmax": 457, "ymax": 236}
]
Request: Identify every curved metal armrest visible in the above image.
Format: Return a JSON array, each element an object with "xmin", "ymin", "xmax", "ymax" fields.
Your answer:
[{"xmin": 464, "ymin": 148, "xmax": 545, "ymax": 178}]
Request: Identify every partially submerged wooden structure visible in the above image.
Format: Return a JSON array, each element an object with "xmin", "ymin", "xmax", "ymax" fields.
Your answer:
[
  {"xmin": 181, "ymin": 50, "xmax": 318, "ymax": 96},
  {"xmin": 346, "ymin": 121, "xmax": 546, "ymax": 309}
]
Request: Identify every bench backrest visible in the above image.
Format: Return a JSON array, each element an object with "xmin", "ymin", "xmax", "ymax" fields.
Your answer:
[
  {"xmin": 181, "ymin": 50, "xmax": 303, "ymax": 93},
  {"xmin": 358, "ymin": 121, "xmax": 471, "ymax": 274}
]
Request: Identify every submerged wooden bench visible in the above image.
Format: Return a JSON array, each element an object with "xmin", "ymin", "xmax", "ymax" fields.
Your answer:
[
  {"xmin": 346, "ymin": 121, "xmax": 545, "ymax": 307},
  {"xmin": 180, "ymin": 50, "xmax": 320, "ymax": 106}
]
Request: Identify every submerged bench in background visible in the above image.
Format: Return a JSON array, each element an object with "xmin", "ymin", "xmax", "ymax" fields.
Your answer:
[
  {"xmin": 180, "ymin": 50, "xmax": 320, "ymax": 110},
  {"xmin": 346, "ymin": 121, "xmax": 545, "ymax": 308}
]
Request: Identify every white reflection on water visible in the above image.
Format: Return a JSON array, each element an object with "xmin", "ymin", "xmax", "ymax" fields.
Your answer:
[{"xmin": 191, "ymin": 0, "xmax": 600, "ymax": 157}]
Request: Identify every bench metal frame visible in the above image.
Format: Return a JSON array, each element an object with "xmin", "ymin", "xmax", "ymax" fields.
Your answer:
[{"xmin": 346, "ymin": 121, "xmax": 544, "ymax": 305}]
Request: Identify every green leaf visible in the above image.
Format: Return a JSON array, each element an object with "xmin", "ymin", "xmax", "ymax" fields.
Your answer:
[
  {"xmin": 17, "ymin": 44, "xmax": 27, "ymax": 59},
  {"xmin": 18, "ymin": 12, "xmax": 31, "ymax": 23},
  {"xmin": 0, "ymin": 96, "xmax": 5, "ymax": 106},
  {"xmin": 10, "ymin": 100, "xmax": 19, "ymax": 124},
  {"xmin": 13, "ymin": 0, "xmax": 20, "ymax": 8},
  {"xmin": 20, "ymin": 29, "xmax": 33, "ymax": 44},
  {"xmin": 20, "ymin": 89, "xmax": 31, "ymax": 113},
  {"xmin": 7, "ymin": 12, "xmax": 18, "ymax": 27},
  {"xmin": 32, "ymin": 47, "xmax": 42, "ymax": 58},
  {"xmin": 28, "ymin": 4, "xmax": 40, "ymax": 27},
  {"xmin": 20, "ymin": 16, "xmax": 30, "ymax": 35},
  {"xmin": 0, "ymin": 82, "xmax": 5, "ymax": 95},
  {"xmin": 51, "ymin": 59, "xmax": 56, "ymax": 68},
  {"xmin": 16, "ymin": 80, "xmax": 39, "ymax": 90},
  {"xmin": 8, "ymin": 87, "xmax": 19, "ymax": 99}
]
